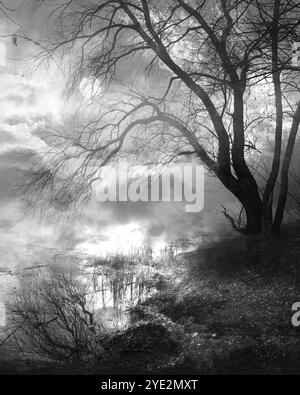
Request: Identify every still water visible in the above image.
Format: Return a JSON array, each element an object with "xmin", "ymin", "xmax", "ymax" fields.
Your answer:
[{"xmin": 0, "ymin": 235, "xmax": 201, "ymax": 334}]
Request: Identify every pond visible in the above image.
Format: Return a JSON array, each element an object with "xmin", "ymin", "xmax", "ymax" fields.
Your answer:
[
  {"xmin": 0, "ymin": 234, "xmax": 201, "ymax": 336},
  {"xmin": 0, "ymin": 256, "xmax": 153, "ymax": 333}
]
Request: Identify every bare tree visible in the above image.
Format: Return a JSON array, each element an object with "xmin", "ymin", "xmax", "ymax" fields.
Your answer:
[{"xmin": 20, "ymin": 0, "xmax": 300, "ymax": 234}]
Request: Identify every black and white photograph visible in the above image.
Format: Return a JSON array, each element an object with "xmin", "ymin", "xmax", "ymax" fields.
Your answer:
[{"xmin": 0, "ymin": 0, "xmax": 300, "ymax": 379}]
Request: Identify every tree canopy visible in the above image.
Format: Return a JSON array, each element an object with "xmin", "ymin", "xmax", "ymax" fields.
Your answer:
[{"xmin": 21, "ymin": 0, "xmax": 300, "ymax": 234}]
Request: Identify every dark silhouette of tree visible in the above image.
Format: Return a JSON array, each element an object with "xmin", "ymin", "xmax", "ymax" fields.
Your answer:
[{"xmin": 23, "ymin": 0, "xmax": 300, "ymax": 234}]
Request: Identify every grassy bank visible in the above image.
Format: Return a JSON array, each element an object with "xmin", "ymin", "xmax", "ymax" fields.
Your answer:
[{"xmin": 125, "ymin": 223, "xmax": 300, "ymax": 374}]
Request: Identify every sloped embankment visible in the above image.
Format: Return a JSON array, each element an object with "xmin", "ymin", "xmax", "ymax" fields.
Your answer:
[{"xmin": 125, "ymin": 225, "xmax": 300, "ymax": 374}]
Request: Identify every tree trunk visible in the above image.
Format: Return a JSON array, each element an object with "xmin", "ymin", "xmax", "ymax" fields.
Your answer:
[
  {"xmin": 243, "ymin": 195, "xmax": 263, "ymax": 234},
  {"xmin": 219, "ymin": 172, "xmax": 262, "ymax": 234},
  {"xmin": 273, "ymin": 102, "xmax": 300, "ymax": 233}
]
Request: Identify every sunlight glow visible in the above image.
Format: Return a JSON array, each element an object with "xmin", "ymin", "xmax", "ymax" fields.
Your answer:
[
  {"xmin": 152, "ymin": 240, "xmax": 167, "ymax": 258},
  {"xmin": 77, "ymin": 222, "xmax": 146, "ymax": 257}
]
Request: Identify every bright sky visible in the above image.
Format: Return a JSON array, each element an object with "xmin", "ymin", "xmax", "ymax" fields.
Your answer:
[{"xmin": 0, "ymin": 41, "xmax": 5, "ymax": 67}]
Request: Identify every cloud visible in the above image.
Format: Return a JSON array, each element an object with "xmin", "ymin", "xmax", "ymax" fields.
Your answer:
[
  {"xmin": 0, "ymin": 166, "xmax": 22, "ymax": 202},
  {"xmin": 0, "ymin": 130, "xmax": 18, "ymax": 144},
  {"xmin": 0, "ymin": 219, "xmax": 14, "ymax": 229},
  {"xmin": 0, "ymin": 70, "xmax": 64, "ymax": 160}
]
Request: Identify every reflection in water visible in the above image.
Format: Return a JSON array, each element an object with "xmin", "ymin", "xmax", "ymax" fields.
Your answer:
[
  {"xmin": 0, "ymin": 232, "xmax": 205, "ymax": 335},
  {"xmin": 4, "ymin": 255, "xmax": 173, "ymax": 364},
  {"xmin": 82, "ymin": 262, "xmax": 157, "ymax": 331},
  {"xmin": 0, "ymin": 260, "xmax": 161, "ymax": 364},
  {"xmin": 1, "ymin": 258, "xmax": 159, "ymax": 336}
]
